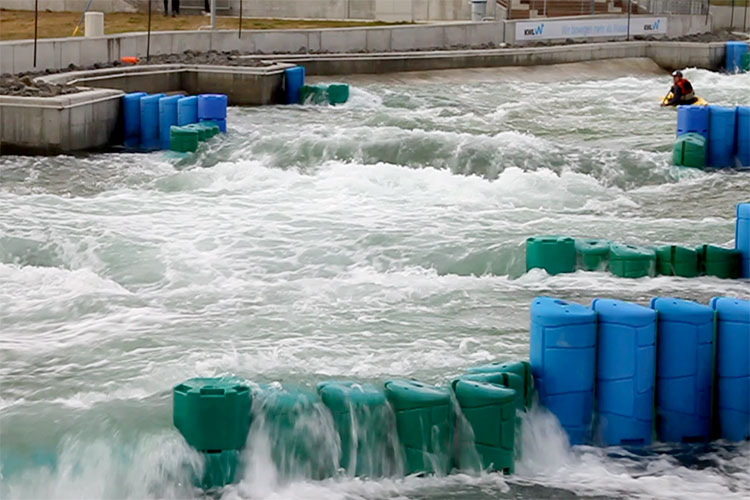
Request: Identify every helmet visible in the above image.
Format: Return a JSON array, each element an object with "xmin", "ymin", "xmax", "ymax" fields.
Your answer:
[{"xmin": 672, "ymin": 70, "xmax": 683, "ymax": 77}]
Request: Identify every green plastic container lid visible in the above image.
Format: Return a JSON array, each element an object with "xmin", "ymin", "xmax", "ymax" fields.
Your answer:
[
  {"xmin": 610, "ymin": 244, "xmax": 655, "ymax": 260},
  {"xmin": 327, "ymin": 83, "xmax": 350, "ymax": 105},
  {"xmin": 258, "ymin": 387, "xmax": 319, "ymax": 415},
  {"xmin": 317, "ymin": 381, "xmax": 386, "ymax": 412},
  {"xmin": 170, "ymin": 125, "xmax": 199, "ymax": 137},
  {"xmin": 575, "ymin": 239, "xmax": 611, "ymax": 255},
  {"xmin": 173, "ymin": 377, "xmax": 251, "ymax": 452},
  {"xmin": 454, "ymin": 379, "xmax": 516, "ymax": 408},
  {"xmin": 384, "ymin": 380, "xmax": 451, "ymax": 411}
]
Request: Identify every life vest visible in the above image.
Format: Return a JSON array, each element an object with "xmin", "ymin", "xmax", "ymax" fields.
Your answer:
[{"xmin": 675, "ymin": 79, "xmax": 695, "ymax": 102}]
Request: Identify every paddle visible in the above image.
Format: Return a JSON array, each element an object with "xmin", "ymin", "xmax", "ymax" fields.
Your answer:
[{"xmin": 660, "ymin": 89, "xmax": 672, "ymax": 107}]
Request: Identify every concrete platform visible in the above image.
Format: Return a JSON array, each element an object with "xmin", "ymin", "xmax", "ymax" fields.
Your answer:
[{"xmin": 1, "ymin": 62, "xmax": 293, "ymax": 155}]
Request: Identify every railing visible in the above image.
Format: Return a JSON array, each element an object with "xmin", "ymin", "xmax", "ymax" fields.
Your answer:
[{"xmin": 498, "ymin": 0, "xmax": 709, "ymax": 19}]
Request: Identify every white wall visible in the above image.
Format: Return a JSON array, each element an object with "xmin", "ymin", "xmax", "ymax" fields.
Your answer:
[{"xmin": 710, "ymin": 5, "xmax": 750, "ymax": 31}]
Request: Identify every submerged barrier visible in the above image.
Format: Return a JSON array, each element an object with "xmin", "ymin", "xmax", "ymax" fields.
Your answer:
[
  {"xmin": 525, "ymin": 203, "xmax": 747, "ymax": 279},
  {"xmin": 120, "ymin": 92, "xmax": 227, "ymax": 153},
  {"xmin": 674, "ymin": 105, "xmax": 750, "ymax": 169},
  {"xmin": 173, "ymin": 362, "xmax": 531, "ymax": 489},
  {"xmin": 283, "ymin": 65, "xmax": 350, "ymax": 106},
  {"xmin": 173, "ymin": 291, "xmax": 748, "ymax": 490},
  {"xmin": 531, "ymin": 295, "xmax": 749, "ymax": 447}
]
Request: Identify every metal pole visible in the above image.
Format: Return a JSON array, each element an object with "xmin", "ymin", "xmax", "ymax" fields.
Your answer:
[
  {"xmin": 627, "ymin": 0, "xmax": 632, "ymax": 41},
  {"xmin": 211, "ymin": 0, "xmax": 216, "ymax": 30},
  {"xmin": 705, "ymin": 0, "xmax": 711, "ymax": 26},
  {"xmin": 33, "ymin": 0, "xmax": 38, "ymax": 67},
  {"xmin": 239, "ymin": 0, "xmax": 243, "ymax": 38},
  {"xmin": 729, "ymin": 0, "xmax": 735, "ymax": 29},
  {"xmin": 744, "ymin": 0, "xmax": 748, "ymax": 32},
  {"xmin": 147, "ymin": 0, "xmax": 152, "ymax": 60}
]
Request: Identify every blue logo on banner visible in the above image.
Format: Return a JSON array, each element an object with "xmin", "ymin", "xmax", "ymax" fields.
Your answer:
[{"xmin": 524, "ymin": 23, "xmax": 545, "ymax": 37}]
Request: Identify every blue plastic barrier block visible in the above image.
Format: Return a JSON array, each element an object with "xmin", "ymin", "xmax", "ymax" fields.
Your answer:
[
  {"xmin": 592, "ymin": 299, "xmax": 656, "ymax": 447},
  {"xmin": 198, "ymin": 94, "xmax": 228, "ymax": 121},
  {"xmin": 725, "ymin": 41, "xmax": 749, "ymax": 73},
  {"xmin": 677, "ymin": 105, "xmax": 709, "ymax": 139},
  {"xmin": 177, "ymin": 96, "xmax": 199, "ymax": 126},
  {"xmin": 140, "ymin": 93, "xmax": 166, "ymax": 151},
  {"xmin": 710, "ymin": 297, "xmax": 750, "ymax": 442},
  {"xmin": 737, "ymin": 107, "xmax": 750, "ymax": 167},
  {"xmin": 158, "ymin": 95, "xmax": 182, "ymax": 150},
  {"xmin": 738, "ymin": 203, "xmax": 750, "ymax": 278},
  {"xmin": 122, "ymin": 92, "xmax": 147, "ymax": 148},
  {"xmin": 285, "ymin": 66, "xmax": 306, "ymax": 105},
  {"xmin": 650, "ymin": 297, "xmax": 714, "ymax": 443},
  {"xmin": 530, "ymin": 297, "xmax": 596, "ymax": 445},
  {"xmin": 708, "ymin": 106, "xmax": 737, "ymax": 168}
]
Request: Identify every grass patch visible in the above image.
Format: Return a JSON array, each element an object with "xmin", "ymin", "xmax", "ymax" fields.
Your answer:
[{"xmin": 0, "ymin": 10, "xmax": 409, "ymax": 41}]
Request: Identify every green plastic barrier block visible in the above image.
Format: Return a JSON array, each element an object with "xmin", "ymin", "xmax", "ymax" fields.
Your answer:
[
  {"xmin": 327, "ymin": 83, "xmax": 350, "ymax": 105},
  {"xmin": 466, "ymin": 361, "xmax": 533, "ymax": 410},
  {"xmin": 201, "ymin": 450, "xmax": 240, "ymax": 490},
  {"xmin": 453, "ymin": 379, "xmax": 516, "ymax": 474},
  {"xmin": 169, "ymin": 126, "xmax": 199, "ymax": 153},
  {"xmin": 299, "ymin": 84, "xmax": 329, "ymax": 105},
  {"xmin": 384, "ymin": 380, "xmax": 452, "ymax": 476},
  {"xmin": 609, "ymin": 244, "xmax": 656, "ymax": 278},
  {"xmin": 173, "ymin": 378, "xmax": 251, "ymax": 452},
  {"xmin": 317, "ymin": 381, "xmax": 395, "ymax": 478},
  {"xmin": 197, "ymin": 121, "xmax": 220, "ymax": 139},
  {"xmin": 742, "ymin": 52, "xmax": 750, "ymax": 72},
  {"xmin": 673, "ymin": 133, "xmax": 707, "ymax": 169},
  {"xmin": 655, "ymin": 245, "xmax": 699, "ymax": 277},
  {"xmin": 697, "ymin": 245, "xmax": 741, "ymax": 279},
  {"xmin": 575, "ymin": 239, "xmax": 611, "ymax": 272},
  {"xmin": 256, "ymin": 388, "xmax": 338, "ymax": 480},
  {"xmin": 525, "ymin": 235, "xmax": 576, "ymax": 275}
]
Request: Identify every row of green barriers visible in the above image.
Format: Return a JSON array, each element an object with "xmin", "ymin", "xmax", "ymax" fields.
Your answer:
[
  {"xmin": 173, "ymin": 361, "xmax": 532, "ymax": 490},
  {"xmin": 526, "ymin": 236, "xmax": 742, "ymax": 279}
]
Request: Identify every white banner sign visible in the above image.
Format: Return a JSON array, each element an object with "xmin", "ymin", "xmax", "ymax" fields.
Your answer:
[{"xmin": 515, "ymin": 17, "xmax": 668, "ymax": 41}]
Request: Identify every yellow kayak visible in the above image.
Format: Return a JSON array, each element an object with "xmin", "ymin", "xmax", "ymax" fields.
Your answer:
[{"xmin": 662, "ymin": 92, "xmax": 709, "ymax": 106}]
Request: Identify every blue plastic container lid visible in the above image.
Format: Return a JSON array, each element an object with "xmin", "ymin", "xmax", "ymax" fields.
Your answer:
[
  {"xmin": 123, "ymin": 91, "xmax": 147, "ymax": 101},
  {"xmin": 726, "ymin": 41, "xmax": 749, "ymax": 48},
  {"xmin": 709, "ymin": 297, "xmax": 750, "ymax": 322},
  {"xmin": 285, "ymin": 66, "xmax": 305, "ymax": 75},
  {"xmin": 141, "ymin": 93, "xmax": 166, "ymax": 104},
  {"xmin": 531, "ymin": 296, "xmax": 595, "ymax": 326},
  {"xmin": 178, "ymin": 95, "xmax": 198, "ymax": 105},
  {"xmin": 199, "ymin": 93, "xmax": 228, "ymax": 102},
  {"xmin": 159, "ymin": 94, "xmax": 182, "ymax": 107},
  {"xmin": 591, "ymin": 299, "xmax": 656, "ymax": 326},
  {"xmin": 650, "ymin": 297, "xmax": 713, "ymax": 324},
  {"xmin": 709, "ymin": 105, "xmax": 736, "ymax": 118},
  {"xmin": 738, "ymin": 202, "xmax": 750, "ymax": 219}
]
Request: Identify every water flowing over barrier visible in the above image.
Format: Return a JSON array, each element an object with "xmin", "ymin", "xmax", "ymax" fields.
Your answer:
[
  {"xmin": 526, "ymin": 203, "xmax": 749, "ymax": 278},
  {"xmin": 172, "ymin": 289, "xmax": 748, "ymax": 490}
]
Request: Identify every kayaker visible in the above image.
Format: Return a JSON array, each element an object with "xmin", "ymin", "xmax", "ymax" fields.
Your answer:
[{"xmin": 662, "ymin": 71, "xmax": 698, "ymax": 106}]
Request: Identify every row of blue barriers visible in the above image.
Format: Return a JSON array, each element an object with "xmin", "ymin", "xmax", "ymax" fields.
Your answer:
[
  {"xmin": 531, "ymin": 295, "xmax": 749, "ymax": 446},
  {"xmin": 122, "ymin": 92, "xmax": 228, "ymax": 151},
  {"xmin": 676, "ymin": 105, "xmax": 750, "ymax": 168}
]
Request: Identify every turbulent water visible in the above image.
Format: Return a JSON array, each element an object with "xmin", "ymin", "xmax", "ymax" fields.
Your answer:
[{"xmin": 1, "ymin": 61, "xmax": 749, "ymax": 500}]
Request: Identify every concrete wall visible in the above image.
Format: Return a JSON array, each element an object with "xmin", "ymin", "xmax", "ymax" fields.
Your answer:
[
  {"xmin": 239, "ymin": 41, "xmax": 727, "ymax": 75},
  {"xmin": 710, "ymin": 5, "xmax": 750, "ymax": 31},
  {"xmin": 0, "ymin": 88, "xmax": 122, "ymax": 154},
  {"xmin": 0, "ymin": 22, "xmax": 506, "ymax": 75},
  {"xmin": 1, "ymin": 0, "xmax": 138, "ymax": 13}
]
